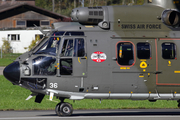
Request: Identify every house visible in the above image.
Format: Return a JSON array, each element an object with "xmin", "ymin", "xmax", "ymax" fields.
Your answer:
[{"xmin": 0, "ymin": 0, "xmax": 69, "ymax": 53}]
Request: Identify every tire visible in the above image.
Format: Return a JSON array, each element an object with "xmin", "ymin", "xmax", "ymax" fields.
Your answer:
[
  {"xmin": 58, "ymin": 103, "xmax": 73, "ymax": 117},
  {"xmin": 55, "ymin": 103, "xmax": 62, "ymax": 116}
]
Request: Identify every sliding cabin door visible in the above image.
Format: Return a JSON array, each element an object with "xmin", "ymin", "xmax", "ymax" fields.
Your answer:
[
  {"xmin": 156, "ymin": 39, "xmax": 180, "ymax": 91},
  {"xmin": 111, "ymin": 39, "xmax": 156, "ymax": 95}
]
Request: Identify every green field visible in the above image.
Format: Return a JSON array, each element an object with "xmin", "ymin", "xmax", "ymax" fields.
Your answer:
[{"xmin": 0, "ymin": 75, "xmax": 179, "ymax": 111}]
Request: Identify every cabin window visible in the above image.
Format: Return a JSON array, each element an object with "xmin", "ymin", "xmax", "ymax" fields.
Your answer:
[
  {"xmin": 117, "ymin": 42, "xmax": 134, "ymax": 66},
  {"xmin": 137, "ymin": 42, "xmax": 150, "ymax": 59},
  {"xmin": 162, "ymin": 43, "xmax": 176, "ymax": 59}
]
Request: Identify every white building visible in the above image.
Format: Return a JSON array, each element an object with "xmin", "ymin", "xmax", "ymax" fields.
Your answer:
[
  {"xmin": 0, "ymin": 0, "xmax": 69, "ymax": 53},
  {"xmin": 0, "ymin": 30, "xmax": 43, "ymax": 53}
]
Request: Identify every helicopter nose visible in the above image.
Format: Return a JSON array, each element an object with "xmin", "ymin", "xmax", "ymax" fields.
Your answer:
[{"xmin": 3, "ymin": 61, "xmax": 20, "ymax": 84}]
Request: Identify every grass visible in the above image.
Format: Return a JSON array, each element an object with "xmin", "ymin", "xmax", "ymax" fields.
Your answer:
[
  {"xmin": 0, "ymin": 75, "xmax": 179, "ymax": 111},
  {"xmin": 0, "ymin": 53, "xmax": 22, "ymax": 66}
]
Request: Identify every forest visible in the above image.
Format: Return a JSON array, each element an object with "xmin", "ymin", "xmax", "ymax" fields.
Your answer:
[{"xmin": 35, "ymin": 0, "xmax": 145, "ymax": 17}]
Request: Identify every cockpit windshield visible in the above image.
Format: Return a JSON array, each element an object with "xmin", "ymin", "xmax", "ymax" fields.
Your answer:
[{"xmin": 34, "ymin": 31, "xmax": 65, "ymax": 56}]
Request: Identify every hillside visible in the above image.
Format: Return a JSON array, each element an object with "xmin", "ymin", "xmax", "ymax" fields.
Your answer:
[{"xmin": 35, "ymin": 0, "xmax": 145, "ymax": 17}]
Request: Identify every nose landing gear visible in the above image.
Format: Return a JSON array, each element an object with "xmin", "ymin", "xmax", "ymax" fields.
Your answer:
[{"xmin": 55, "ymin": 98, "xmax": 73, "ymax": 117}]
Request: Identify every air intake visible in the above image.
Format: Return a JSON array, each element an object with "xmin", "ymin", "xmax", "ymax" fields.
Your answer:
[{"xmin": 162, "ymin": 10, "xmax": 180, "ymax": 27}]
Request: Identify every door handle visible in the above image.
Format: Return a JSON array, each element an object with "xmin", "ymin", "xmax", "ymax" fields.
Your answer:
[
  {"xmin": 81, "ymin": 56, "xmax": 87, "ymax": 59},
  {"xmin": 112, "ymin": 57, "xmax": 117, "ymax": 61},
  {"xmin": 153, "ymin": 71, "xmax": 162, "ymax": 74}
]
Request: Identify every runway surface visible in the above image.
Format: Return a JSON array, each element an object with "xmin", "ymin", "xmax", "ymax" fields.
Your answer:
[{"xmin": 0, "ymin": 109, "xmax": 180, "ymax": 120}]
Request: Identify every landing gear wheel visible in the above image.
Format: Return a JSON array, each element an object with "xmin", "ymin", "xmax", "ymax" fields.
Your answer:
[
  {"xmin": 55, "ymin": 103, "xmax": 62, "ymax": 116},
  {"xmin": 56, "ymin": 102, "xmax": 73, "ymax": 117}
]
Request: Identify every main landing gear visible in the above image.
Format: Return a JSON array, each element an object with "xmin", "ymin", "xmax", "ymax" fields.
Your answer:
[{"xmin": 55, "ymin": 98, "xmax": 73, "ymax": 117}]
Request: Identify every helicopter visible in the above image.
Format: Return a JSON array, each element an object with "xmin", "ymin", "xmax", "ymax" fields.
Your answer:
[{"xmin": 3, "ymin": 0, "xmax": 180, "ymax": 116}]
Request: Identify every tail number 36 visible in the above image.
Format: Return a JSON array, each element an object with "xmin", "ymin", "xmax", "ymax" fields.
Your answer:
[{"xmin": 50, "ymin": 83, "xmax": 58, "ymax": 88}]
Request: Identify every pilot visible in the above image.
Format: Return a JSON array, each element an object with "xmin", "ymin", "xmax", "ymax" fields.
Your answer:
[
  {"xmin": 52, "ymin": 38, "xmax": 59, "ymax": 54},
  {"xmin": 77, "ymin": 39, "xmax": 85, "ymax": 57},
  {"xmin": 65, "ymin": 43, "xmax": 73, "ymax": 56},
  {"xmin": 47, "ymin": 60, "xmax": 57, "ymax": 75}
]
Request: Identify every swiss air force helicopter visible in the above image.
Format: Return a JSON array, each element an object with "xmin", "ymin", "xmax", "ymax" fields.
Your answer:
[{"xmin": 4, "ymin": 0, "xmax": 180, "ymax": 116}]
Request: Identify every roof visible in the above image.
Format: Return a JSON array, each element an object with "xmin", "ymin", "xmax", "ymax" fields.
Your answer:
[{"xmin": 0, "ymin": 3, "xmax": 68, "ymax": 20}]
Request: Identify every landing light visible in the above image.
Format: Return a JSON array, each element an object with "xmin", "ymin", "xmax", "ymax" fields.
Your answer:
[
  {"xmin": 24, "ymin": 66, "xmax": 31, "ymax": 76},
  {"xmin": 102, "ymin": 22, "xmax": 108, "ymax": 28}
]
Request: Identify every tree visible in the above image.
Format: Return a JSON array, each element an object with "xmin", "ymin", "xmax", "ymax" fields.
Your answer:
[
  {"xmin": 2, "ymin": 38, "xmax": 12, "ymax": 54},
  {"xmin": 26, "ymin": 35, "xmax": 41, "ymax": 51},
  {"xmin": 35, "ymin": 0, "xmax": 145, "ymax": 17}
]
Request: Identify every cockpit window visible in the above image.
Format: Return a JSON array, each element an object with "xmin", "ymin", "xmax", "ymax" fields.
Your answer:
[
  {"xmin": 35, "ymin": 37, "xmax": 61, "ymax": 56},
  {"xmin": 52, "ymin": 31, "xmax": 65, "ymax": 36},
  {"xmin": 74, "ymin": 38, "xmax": 85, "ymax": 57},
  {"xmin": 61, "ymin": 38, "xmax": 85, "ymax": 57},
  {"xmin": 65, "ymin": 32, "xmax": 84, "ymax": 36},
  {"xmin": 61, "ymin": 39, "xmax": 73, "ymax": 57},
  {"xmin": 33, "ymin": 56, "xmax": 56, "ymax": 75},
  {"xmin": 30, "ymin": 37, "xmax": 47, "ymax": 52}
]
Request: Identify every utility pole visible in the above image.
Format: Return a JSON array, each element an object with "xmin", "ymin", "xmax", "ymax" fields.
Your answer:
[
  {"xmin": 122, "ymin": 0, "xmax": 125, "ymax": 5},
  {"xmin": 1, "ymin": 45, "xmax": 2, "ymax": 59},
  {"xmin": 79, "ymin": 0, "xmax": 84, "ymax": 7}
]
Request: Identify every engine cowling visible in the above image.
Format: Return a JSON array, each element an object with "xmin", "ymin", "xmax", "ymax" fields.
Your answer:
[{"xmin": 71, "ymin": 6, "xmax": 109, "ymax": 29}]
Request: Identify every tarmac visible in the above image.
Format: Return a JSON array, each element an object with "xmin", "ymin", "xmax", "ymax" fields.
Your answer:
[
  {"xmin": 0, "ymin": 67, "xmax": 4, "ymax": 75},
  {"xmin": 0, "ymin": 109, "xmax": 180, "ymax": 120}
]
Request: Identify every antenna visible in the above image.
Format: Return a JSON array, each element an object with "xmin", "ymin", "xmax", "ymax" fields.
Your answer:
[{"xmin": 79, "ymin": 0, "xmax": 84, "ymax": 7}]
